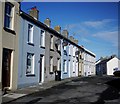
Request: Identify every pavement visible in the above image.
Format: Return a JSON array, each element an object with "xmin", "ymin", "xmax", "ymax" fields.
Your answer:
[{"xmin": 2, "ymin": 77, "xmax": 79, "ymax": 103}]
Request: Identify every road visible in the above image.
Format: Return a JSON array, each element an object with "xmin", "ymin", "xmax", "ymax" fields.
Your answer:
[{"xmin": 7, "ymin": 76, "xmax": 120, "ymax": 104}]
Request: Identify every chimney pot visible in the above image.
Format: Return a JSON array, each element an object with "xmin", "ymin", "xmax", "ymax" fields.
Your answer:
[
  {"xmin": 54, "ymin": 25, "xmax": 61, "ymax": 33},
  {"xmin": 69, "ymin": 36, "xmax": 74, "ymax": 42},
  {"xmin": 29, "ymin": 6, "xmax": 39, "ymax": 20},
  {"xmin": 44, "ymin": 18, "xmax": 51, "ymax": 27},
  {"xmin": 62, "ymin": 30, "xmax": 69, "ymax": 38}
]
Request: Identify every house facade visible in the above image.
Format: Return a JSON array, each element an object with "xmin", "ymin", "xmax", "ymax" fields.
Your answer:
[
  {"xmin": 61, "ymin": 35, "xmax": 80, "ymax": 79},
  {"xmin": 83, "ymin": 48, "xmax": 96, "ymax": 76},
  {"xmin": 96, "ymin": 55, "xmax": 120, "ymax": 75},
  {"xmin": 1, "ymin": 1, "xmax": 20, "ymax": 90},
  {"xmin": 44, "ymin": 24, "xmax": 61, "ymax": 82},
  {"xmin": 61, "ymin": 30, "xmax": 69, "ymax": 79},
  {"xmin": 78, "ymin": 47, "xmax": 84, "ymax": 76},
  {"xmin": 18, "ymin": 8, "xmax": 46, "ymax": 88},
  {"xmin": 69, "ymin": 37, "xmax": 79, "ymax": 78}
]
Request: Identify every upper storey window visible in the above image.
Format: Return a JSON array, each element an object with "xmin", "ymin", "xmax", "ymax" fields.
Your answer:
[{"xmin": 4, "ymin": 3, "xmax": 14, "ymax": 30}]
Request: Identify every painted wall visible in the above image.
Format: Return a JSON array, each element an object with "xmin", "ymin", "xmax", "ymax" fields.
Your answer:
[
  {"xmin": 18, "ymin": 17, "xmax": 45, "ymax": 88},
  {"xmin": 61, "ymin": 39, "xmax": 69, "ymax": 79},
  {"xmin": 83, "ymin": 52, "xmax": 96, "ymax": 76},
  {"xmin": 2, "ymin": 1, "xmax": 20, "ymax": 90},
  {"xmin": 44, "ymin": 31, "xmax": 61, "ymax": 82},
  {"xmin": 68, "ymin": 44, "xmax": 78, "ymax": 78},
  {"xmin": 107, "ymin": 57, "xmax": 119, "ymax": 75}
]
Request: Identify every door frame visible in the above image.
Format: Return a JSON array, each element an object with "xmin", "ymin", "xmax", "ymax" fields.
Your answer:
[
  {"xmin": 39, "ymin": 54, "xmax": 44, "ymax": 83},
  {"xmin": 2, "ymin": 48, "xmax": 12, "ymax": 89}
]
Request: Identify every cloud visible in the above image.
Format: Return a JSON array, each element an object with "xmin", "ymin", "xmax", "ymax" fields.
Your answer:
[
  {"xmin": 92, "ymin": 31, "xmax": 118, "ymax": 47},
  {"xmin": 64, "ymin": 19, "xmax": 118, "ymax": 46},
  {"xmin": 81, "ymin": 38, "xmax": 91, "ymax": 43},
  {"xmin": 83, "ymin": 19, "xmax": 116, "ymax": 28}
]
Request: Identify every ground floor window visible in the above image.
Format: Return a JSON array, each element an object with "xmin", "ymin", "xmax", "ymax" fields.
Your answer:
[
  {"xmin": 26, "ymin": 53, "xmax": 34, "ymax": 75},
  {"xmin": 50, "ymin": 56, "xmax": 53, "ymax": 73}
]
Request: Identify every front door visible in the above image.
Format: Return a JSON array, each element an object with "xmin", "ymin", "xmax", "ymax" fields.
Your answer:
[{"xmin": 2, "ymin": 48, "xmax": 12, "ymax": 89}]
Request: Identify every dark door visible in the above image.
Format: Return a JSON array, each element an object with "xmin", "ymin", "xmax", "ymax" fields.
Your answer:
[
  {"xmin": 39, "ymin": 55, "xmax": 43, "ymax": 83},
  {"xmin": 2, "ymin": 48, "xmax": 12, "ymax": 89}
]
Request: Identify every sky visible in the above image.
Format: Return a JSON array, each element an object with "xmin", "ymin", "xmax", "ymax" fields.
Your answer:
[{"xmin": 21, "ymin": 2, "xmax": 119, "ymax": 60}]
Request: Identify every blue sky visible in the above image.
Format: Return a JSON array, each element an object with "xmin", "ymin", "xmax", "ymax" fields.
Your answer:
[{"xmin": 21, "ymin": 2, "xmax": 118, "ymax": 60}]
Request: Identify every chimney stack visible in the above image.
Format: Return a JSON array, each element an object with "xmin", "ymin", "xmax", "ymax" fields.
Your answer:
[
  {"xmin": 62, "ymin": 30, "xmax": 69, "ymax": 38},
  {"xmin": 74, "ymin": 39, "xmax": 78, "ymax": 44},
  {"xmin": 69, "ymin": 36, "xmax": 74, "ymax": 42},
  {"xmin": 44, "ymin": 18, "xmax": 51, "ymax": 27},
  {"xmin": 29, "ymin": 6, "xmax": 39, "ymax": 20},
  {"xmin": 54, "ymin": 25, "xmax": 61, "ymax": 33}
]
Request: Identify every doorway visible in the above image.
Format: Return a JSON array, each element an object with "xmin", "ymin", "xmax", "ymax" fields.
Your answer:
[
  {"xmin": 39, "ymin": 55, "xmax": 44, "ymax": 83},
  {"xmin": 2, "ymin": 48, "xmax": 12, "ymax": 89}
]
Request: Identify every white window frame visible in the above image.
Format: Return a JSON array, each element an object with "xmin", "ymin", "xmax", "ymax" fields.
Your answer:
[
  {"xmin": 57, "ymin": 58, "xmax": 60, "ymax": 71},
  {"xmin": 50, "ymin": 56, "xmax": 53, "ymax": 73},
  {"xmin": 28, "ymin": 24, "xmax": 34, "ymax": 44},
  {"xmin": 73, "ymin": 61, "xmax": 75, "ymax": 72},
  {"xmin": 4, "ymin": 3, "xmax": 14, "ymax": 30},
  {"xmin": 50, "ymin": 35, "xmax": 54, "ymax": 49},
  {"xmin": 40, "ymin": 29, "xmax": 45, "ymax": 47},
  {"xmin": 26, "ymin": 53, "xmax": 34, "ymax": 75}
]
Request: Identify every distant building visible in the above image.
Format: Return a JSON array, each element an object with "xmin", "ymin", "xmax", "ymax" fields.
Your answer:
[{"xmin": 96, "ymin": 55, "xmax": 120, "ymax": 75}]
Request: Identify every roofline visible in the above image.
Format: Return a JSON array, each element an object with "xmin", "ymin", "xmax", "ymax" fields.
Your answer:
[
  {"xmin": 84, "ymin": 47, "xmax": 96, "ymax": 57},
  {"xmin": 19, "ymin": 11, "xmax": 95, "ymax": 57}
]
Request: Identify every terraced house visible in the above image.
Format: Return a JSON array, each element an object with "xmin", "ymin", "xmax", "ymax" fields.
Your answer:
[
  {"xmin": 1, "ymin": 1, "xmax": 20, "ymax": 90},
  {"xmin": 1, "ymin": 1, "xmax": 96, "ymax": 90}
]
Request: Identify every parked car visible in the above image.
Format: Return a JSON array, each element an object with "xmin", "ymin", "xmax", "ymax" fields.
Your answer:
[{"xmin": 113, "ymin": 70, "xmax": 120, "ymax": 77}]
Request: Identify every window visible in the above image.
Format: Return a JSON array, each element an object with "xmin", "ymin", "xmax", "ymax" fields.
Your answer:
[
  {"xmin": 4, "ymin": 3, "xmax": 14, "ymax": 29},
  {"xmin": 57, "ymin": 58, "xmax": 60, "ymax": 71},
  {"xmin": 50, "ymin": 35, "xmax": 54, "ymax": 49},
  {"xmin": 58, "ymin": 44, "xmax": 60, "ymax": 51},
  {"xmin": 50, "ymin": 56, "xmax": 53, "ymax": 73},
  {"xmin": 40, "ymin": 30, "xmax": 45, "ymax": 47},
  {"xmin": 63, "ymin": 60, "xmax": 67, "ymax": 73},
  {"xmin": 26, "ymin": 53, "xmax": 34, "ymax": 75},
  {"xmin": 63, "ymin": 46, "xmax": 67, "ymax": 55},
  {"xmin": 28, "ymin": 24, "xmax": 33, "ymax": 44}
]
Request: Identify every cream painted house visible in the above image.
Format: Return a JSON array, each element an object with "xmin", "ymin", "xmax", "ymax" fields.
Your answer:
[
  {"xmin": 1, "ymin": 1, "xmax": 20, "ymax": 90},
  {"xmin": 107, "ymin": 57, "xmax": 120, "ymax": 75}
]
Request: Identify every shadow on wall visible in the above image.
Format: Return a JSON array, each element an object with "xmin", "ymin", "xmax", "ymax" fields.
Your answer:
[{"xmin": 91, "ymin": 78, "xmax": 120, "ymax": 104}]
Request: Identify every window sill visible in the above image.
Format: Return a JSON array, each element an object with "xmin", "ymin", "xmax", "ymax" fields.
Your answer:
[
  {"xmin": 27, "ymin": 42, "xmax": 34, "ymax": 46},
  {"xmin": 50, "ymin": 49, "xmax": 54, "ymax": 51},
  {"xmin": 40, "ymin": 46, "xmax": 45, "ymax": 49},
  {"xmin": 26, "ymin": 74, "xmax": 35, "ymax": 77},
  {"xmin": 3, "ymin": 27, "xmax": 16, "ymax": 35},
  {"xmin": 63, "ymin": 72, "xmax": 67, "ymax": 74},
  {"xmin": 49, "ymin": 72, "xmax": 54, "ymax": 74}
]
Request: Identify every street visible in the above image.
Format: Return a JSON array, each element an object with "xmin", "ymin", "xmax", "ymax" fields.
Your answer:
[{"xmin": 5, "ymin": 76, "xmax": 120, "ymax": 104}]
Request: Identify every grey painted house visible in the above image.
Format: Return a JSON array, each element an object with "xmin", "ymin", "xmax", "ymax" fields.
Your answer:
[{"xmin": 44, "ymin": 22, "xmax": 61, "ymax": 82}]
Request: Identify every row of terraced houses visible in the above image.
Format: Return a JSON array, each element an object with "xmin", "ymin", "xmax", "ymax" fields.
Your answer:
[{"xmin": 0, "ymin": 1, "xmax": 96, "ymax": 91}]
